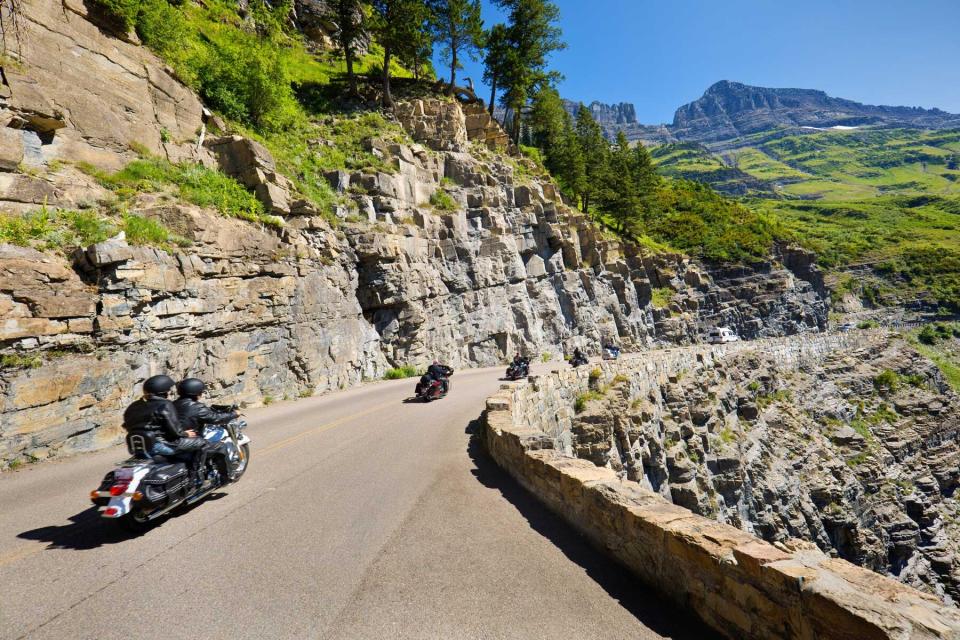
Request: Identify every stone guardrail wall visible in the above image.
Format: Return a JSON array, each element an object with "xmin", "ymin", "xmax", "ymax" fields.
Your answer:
[{"xmin": 483, "ymin": 331, "xmax": 960, "ymax": 639}]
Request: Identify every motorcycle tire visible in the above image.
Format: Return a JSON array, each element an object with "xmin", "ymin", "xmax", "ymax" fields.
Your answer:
[
  {"xmin": 118, "ymin": 509, "xmax": 153, "ymax": 534},
  {"xmin": 230, "ymin": 444, "xmax": 251, "ymax": 482}
]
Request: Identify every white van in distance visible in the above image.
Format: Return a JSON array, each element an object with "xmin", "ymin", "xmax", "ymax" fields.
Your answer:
[{"xmin": 707, "ymin": 327, "xmax": 739, "ymax": 344}]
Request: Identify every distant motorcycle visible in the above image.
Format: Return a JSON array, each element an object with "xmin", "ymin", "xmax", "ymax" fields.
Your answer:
[
  {"xmin": 569, "ymin": 353, "xmax": 588, "ymax": 368},
  {"xmin": 90, "ymin": 405, "xmax": 250, "ymax": 532},
  {"xmin": 415, "ymin": 370, "xmax": 453, "ymax": 402},
  {"xmin": 505, "ymin": 358, "xmax": 530, "ymax": 380},
  {"xmin": 602, "ymin": 345, "xmax": 621, "ymax": 361}
]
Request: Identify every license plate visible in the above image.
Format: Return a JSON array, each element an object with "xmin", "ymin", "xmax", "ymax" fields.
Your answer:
[{"xmin": 115, "ymin": 468, "xmax": 134, "ymax": 481}]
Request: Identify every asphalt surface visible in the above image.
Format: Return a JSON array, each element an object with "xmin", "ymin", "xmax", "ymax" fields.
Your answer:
[{"xmin": 0, "ymin": 363, "xmax": 718, "ymax": 640}]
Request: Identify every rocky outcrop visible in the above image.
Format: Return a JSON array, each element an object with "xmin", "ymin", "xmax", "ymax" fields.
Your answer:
[
  {"xmin": 0, "ymin": 95, "xmax": 829, "ymax": 466},
  {"xmin": 563, "ymin": 333, "xmax": 960, "ymax": 604},
  {"xmin": 0, "ymin": 0, "xmax": 210, "ymax": 176},
  {"xmin": 483, "ymin": 333, "xmax": 960, "ymax": 639}
]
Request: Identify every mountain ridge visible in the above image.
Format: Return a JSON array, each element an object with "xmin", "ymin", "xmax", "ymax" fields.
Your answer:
[{"xmin": 566, "ymin": 81, "xmax": 960, "ymax": 147}]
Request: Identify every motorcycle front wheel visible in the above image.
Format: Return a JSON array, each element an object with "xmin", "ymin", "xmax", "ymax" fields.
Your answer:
[{"xmin": 230, "ymin": 444, "xmax": 251, "ymax": 482}]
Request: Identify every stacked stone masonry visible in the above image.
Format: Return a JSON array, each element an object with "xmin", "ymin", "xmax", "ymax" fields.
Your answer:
[{"xmin": 483, "ymin": 332, "xmax": 960, "ymax": 639}]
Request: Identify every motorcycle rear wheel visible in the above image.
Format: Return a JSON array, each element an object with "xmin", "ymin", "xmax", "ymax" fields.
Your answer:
[{"xmin": 118, "ymin": 510, "xmax": 153, "ymax": 534}]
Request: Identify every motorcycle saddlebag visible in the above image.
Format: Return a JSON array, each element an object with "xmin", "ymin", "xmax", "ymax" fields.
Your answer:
[{"xmin": 141, "ymin": 463, "xmax": 189, "ymax": 505}]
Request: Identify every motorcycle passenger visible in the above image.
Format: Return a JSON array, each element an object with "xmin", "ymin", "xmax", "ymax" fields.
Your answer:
[
  {"xmin": 174, "ymin": 378, "xmax": 237, "ymax": 480},
  {"xmin": 572, "ymin": 347, "xmax": 585, "ymax": 363},
  {"xmin": 122, "ymin": 375, "xmax": 209, "ymax": 478},
  {"xmin": 427, "ymin": 360, "xmax": 453, "ymax": 395}
]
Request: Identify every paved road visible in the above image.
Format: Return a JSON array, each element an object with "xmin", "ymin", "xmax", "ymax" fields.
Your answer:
[{"xmin": 0, "ymin": 363, "xmax": 717, "ymax": 640}]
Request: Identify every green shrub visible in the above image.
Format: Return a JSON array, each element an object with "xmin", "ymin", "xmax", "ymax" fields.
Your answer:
[
  {"xmin": 873, "ymin": 369, "xmax": 901, "ymax": 393},
  {"xmin": 588, "ymin": 368, "xmax": 602, "ymax": 381},
  {"xmin": 384, "ymin": 365, "xmax": 419, "ymax": 380},
  {"xmin": 0, "ymin": 354, "xmax": 43, "ymax": 370},
  {"xmin": 122, "ymin": 214, "xmax": 171, "ymax": 246},
  {"xmin": 91, "ymin": 0, "xmax": 140, "ymax": 31},
  {"xmin": 650, "ymin": 287, "xmax": 674, "ymax": 309},
  {"xmin": 541, "ymin": 352, "xmax": 552, "ymax": 362},
  {"xmin": 429, "ymin": 188, "xmax": 459, "ymax": 212},
  {"xmin": 574, "ymin": 390, "xmax": 604, "ymax": 413}
]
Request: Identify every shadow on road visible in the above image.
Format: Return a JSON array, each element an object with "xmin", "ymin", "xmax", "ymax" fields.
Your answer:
[
  {"xmin": 465, "ymin": 418, "xmax": 721, "ymax": 640},
  {"xmin": 18, "ymin": 494, "xmax": 229, "ymax": 551}
]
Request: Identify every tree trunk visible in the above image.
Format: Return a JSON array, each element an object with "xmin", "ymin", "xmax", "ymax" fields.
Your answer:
[
  {"xmin": 488, "ymin": 77, "xmax": 497, "ymax": 116},
  {"xmin": 448, "ymin": 47, "xmax": 457, "ymax": 95},
  {"xmin": 512, "ymin": 108, "xmax": 521, "ymax": 144},
  {"xmin": 345, "ymin": 45, "xmax": 358, "ymax": 96},
  {"xmin": 382, "ymin": 46, "xmax": 393, "ymax": 108}
]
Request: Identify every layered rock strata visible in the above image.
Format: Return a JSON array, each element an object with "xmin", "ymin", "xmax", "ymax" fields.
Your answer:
[
  {"xmin": 546, "ymin": 331, "xmax": 960, "ymax": 603},
  {"xmin": 483, "ymin": 332, "xmax": 960, "ymax": 639}
]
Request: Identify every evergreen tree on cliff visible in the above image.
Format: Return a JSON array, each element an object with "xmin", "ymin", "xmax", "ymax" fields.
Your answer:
[
  {"xmin": 333, "ymin": 0, "xmax": 364, "ymax": 96},
  {"xmin": 529, "ymin": 86, "xmax": 584, "ymax": 202},
  {"xmin": 482, "ymin": 23, "xmax": 510, "ymax": 116},
  {"xmin": 494, "ymin": 0, "xmax": 565, "ymax": 142},
  {"xmin": 575, "ymin": 104, "xmax": 606, "ymax": 213},
  {"xmin": 429, "ymin": 0, "xmax": 484, "ymax": 94},
  {"xmin": 370, "ymin": 0, "xmax": 432, "ymax": 107}
]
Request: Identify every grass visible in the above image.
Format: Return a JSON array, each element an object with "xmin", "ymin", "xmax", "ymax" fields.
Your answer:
[
  {"xmin": 0, "ymin": 354, "xmax": 43, "ymax": 370},
  {"xmin": 85, "ymin": 157, "xmax": 275, "ymax": 226},
  {"xmin": 574, "ymin": 390, "xmax": 605, "ymax": 413},
  {"xmin": 429, "ymin": 188, "xmax": 459, "ymax": 212},
  {"xmin": 908, "ymin": 325, "xmax": 960, "ymax": 392},
  {"xmin": 384, "ymin": 365, "xmax": 419, "ymax": 380},
  {"xmin": 650, "ymin": 287, "xmax": 674, "ymax": 309},
  {"xmin": 0, "ymin": 207, "xmax": 189, "ymax": 253}
]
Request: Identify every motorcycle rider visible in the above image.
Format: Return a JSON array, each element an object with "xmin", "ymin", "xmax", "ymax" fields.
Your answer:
[
  {"xmin": 174, "ymin": 378, "xmax": 237, "ymax": 481},
  {"xmin": 122, "ymin": 375, "xmax": 209, "ymax": 481},
  {"xmin": 571, "ymin": 347, "xmax": 587, "ymax": 365},
  {"xmin": 426, "ymin": 360, "xmax": 454, "ymax": 395}
]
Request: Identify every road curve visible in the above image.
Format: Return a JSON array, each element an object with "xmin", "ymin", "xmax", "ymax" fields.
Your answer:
[{"xmin": 0, "ymin": 363, "xmax": 718, "ymax": 640}]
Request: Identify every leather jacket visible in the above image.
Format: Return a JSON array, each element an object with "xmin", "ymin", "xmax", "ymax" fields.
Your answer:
[
  {"xmin": 174, "ymin": 397, "xmax": 235, "ymax": 431},
  {"xmin": 427, "ymin": 364, "xmax": 453, "ymax": 379},
  {"xmin": 123, "ymin": 395, "xmax": 185, "ymax": 442}
]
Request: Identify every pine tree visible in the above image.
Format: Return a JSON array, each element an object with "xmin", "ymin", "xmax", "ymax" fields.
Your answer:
[
  {"xmin": 482, "ymin": 23, "xmax": 510, "ymax": 116},
  {"xmin": 429, "ymin": 0, "xmax": 484, "ymax": 94},
  {"xmin": 494, "ymin": 0, "xmax": 565, "ymax": 142},
  {"xmin": 333, "ymin": 0, "xmax": 364, "ymax": 96},
  {"xmin": 575, "ymin": 104, "xmax": 607, "ymax": 213},
  {"xmin": 370, "ymin": 0, "xmax": 432, "ymax": 107}
]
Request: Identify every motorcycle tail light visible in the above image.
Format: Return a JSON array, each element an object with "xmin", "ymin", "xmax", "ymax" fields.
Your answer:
[{"xmin": 109, "ymin": 484, "xmax": 129, "ymax": 496}]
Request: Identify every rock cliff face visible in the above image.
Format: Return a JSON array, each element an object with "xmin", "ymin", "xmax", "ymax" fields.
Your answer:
[
  {"xmin": 571, "ymin": 334, "xmax": 960, "ymax": 602},
  {"xmin": 0, "ymin": 1, "xmax": 828, "ymax": 466}
]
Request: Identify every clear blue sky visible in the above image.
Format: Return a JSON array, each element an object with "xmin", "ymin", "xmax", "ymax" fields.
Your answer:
[{"xmin": 442, "ymin": 0, "xmax": 960, "ymax": 124}]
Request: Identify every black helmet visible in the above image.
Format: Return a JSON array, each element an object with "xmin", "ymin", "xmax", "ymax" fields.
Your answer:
[
  {"xmin": 143, "ymin": 375, "xmax": 175, "ymax": 396},
  {"xmin": 177, "ymin": 378, "xmax": 206, "ymax": 397}
]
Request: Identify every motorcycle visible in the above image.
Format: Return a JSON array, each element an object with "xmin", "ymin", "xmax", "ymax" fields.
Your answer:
[
  {"xmin": 90, "ymin": 406, "xmax": 250, "ymax": 532},
  {"xmin": 415, "ymin": 370, "xmax": 453, "ymax": 402},
  {"xmin": 505, "ymin": 359, "xmax": 530, "ymax": 380},
  {"xmin": 569, "ymin": 353, "xmax": 589, "ymax": 368},
  {"xmin": 602, "ymin": 345, "xmax": 621, "ymax": 361}
]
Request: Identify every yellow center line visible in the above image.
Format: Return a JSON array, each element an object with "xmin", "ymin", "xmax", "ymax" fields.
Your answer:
[{"xmin": 258, "ymin": 399, "xmax": 398, "ymax": 455}]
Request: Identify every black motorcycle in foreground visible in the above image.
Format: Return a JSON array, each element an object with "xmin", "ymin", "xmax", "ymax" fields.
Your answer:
[
  {"xmin": 505, "ymin": 358, "xmax": 530, "ymax": 380},
  {"xmin": 90, "ymin": 405, "xmax": 250, "ymax": 532},
  {"xmin": 415, "ymin": 370, "xmax": 454, "ymax": 402}
]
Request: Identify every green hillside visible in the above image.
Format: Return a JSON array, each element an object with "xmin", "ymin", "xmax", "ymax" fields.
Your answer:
[{"xmin": 652, "ymin": 127, "xmax": 960, "ymax": 310}]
